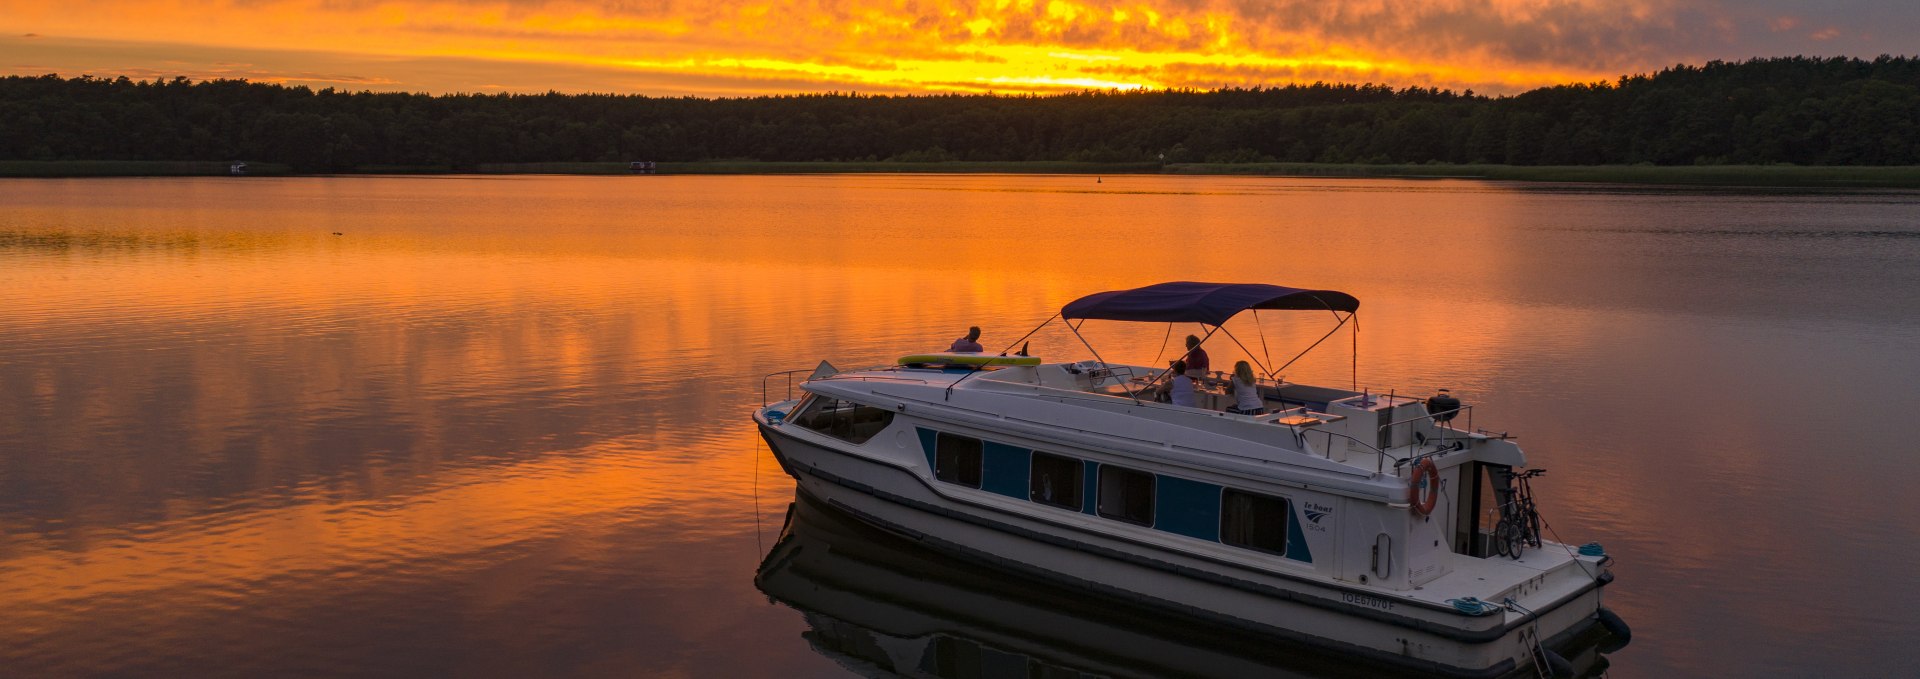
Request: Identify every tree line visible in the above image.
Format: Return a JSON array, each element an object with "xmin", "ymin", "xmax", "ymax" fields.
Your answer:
[{"xmin": 2, "ymin": 56, "xmax": 1916, "ymax": 171}]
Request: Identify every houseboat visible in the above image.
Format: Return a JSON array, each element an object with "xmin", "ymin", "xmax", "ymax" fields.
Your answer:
[{"xmin": 753, "ymin": 282, "xmax": 1629, "ymax": 677}]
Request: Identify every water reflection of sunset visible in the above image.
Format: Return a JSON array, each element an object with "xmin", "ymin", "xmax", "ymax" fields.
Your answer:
[
  {"xmin": 3, "ymin": 175, "xmax": 1918, "ymax": 676},
  {"xmin": 0, "ymin": 431, "xmax": 772, "ymax": 615}
]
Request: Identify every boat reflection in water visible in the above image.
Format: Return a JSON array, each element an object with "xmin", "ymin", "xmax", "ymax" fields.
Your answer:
[{"xmin": 755, "ymin": 493, "xmax": 1625, "ymax": 679}]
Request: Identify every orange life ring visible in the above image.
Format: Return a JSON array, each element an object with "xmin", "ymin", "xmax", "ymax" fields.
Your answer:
[{"xmin": 1409, "ymin": 458, "xmax": 1440, "ymax": 515}]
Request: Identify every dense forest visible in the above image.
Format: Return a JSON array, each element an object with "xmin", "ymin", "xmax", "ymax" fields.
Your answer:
[{"xmin": 2, "ymin": 56, "xmax": 1917, "ymax": 170}]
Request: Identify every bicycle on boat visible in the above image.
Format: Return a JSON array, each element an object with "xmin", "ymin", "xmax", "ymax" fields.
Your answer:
[{"xmin": 1493, "ymin": 468, "xmax": 1546, "ymax": 558}]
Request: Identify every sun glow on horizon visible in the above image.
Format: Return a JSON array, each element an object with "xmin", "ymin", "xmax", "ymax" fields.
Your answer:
[{"xmin": 0, "ymin": 0, "xmax": 1900, "ymax": 96}]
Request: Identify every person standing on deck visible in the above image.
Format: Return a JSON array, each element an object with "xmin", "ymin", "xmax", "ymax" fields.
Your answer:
[
  {"xmin": 949, "ymin": 327, "xmax": 984, "ymax": 353},
  {"xmin": 1182, "ymin": 334, "xmax": 1210, "ymax": 379}
]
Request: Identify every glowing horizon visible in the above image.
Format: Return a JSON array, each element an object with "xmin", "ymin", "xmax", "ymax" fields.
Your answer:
[{"xmin": 0, "ymin": 1, "xmax": 1904, "ymax": 96}]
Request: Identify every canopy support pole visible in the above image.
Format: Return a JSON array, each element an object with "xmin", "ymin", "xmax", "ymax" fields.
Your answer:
[
  {"xmin": 1253, "ymin": 309, "xmax": 1273, "ymax": 367},
  {"xmin": 1216, "ymin": 325, "xmax": 1278, "ymax": 381},
  {"xmin": 1140, "ymin": 322, "xmax": 1223, "ymax": 394},
  {"xmin": 996, "ymin": 312, "xmax": 1058, "ymax": 357},
  {"xmin": 1066, "ymin": 319, "xmax": 1141, "ymax": 404},
  {"xmin": 1352, "ymin": 312, "xmax": 1360, "ymax": 391},
  {"xmin": 1270, "ymin": 311, "xmax": 1353, "ymax": 377},
  {"xmin": 1150, "ymin": 322, "xmax": 1173, "ymax": 367}
]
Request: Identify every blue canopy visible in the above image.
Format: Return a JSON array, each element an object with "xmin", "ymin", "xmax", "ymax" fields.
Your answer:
[{"xmin": 1060, "ymin": 282, "xmax": 1359, "ymax": 327}]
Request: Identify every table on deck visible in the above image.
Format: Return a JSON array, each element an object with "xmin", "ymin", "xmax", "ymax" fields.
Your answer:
[{"xmin": 1092, "ymin": 377, "xmax": 1239, "ymax": 411}]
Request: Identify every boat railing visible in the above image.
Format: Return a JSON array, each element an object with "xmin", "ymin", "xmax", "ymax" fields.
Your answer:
[
  {"xmin": 1377, "ymin": 405, "xmax": 1475, "ymax": 451},
  {"xmin": 1291, "ymin": 420, "xmax": 1476, "ymax": 475},
  {"xmin": 1293, "ymin": 426, "xmax": 1392, "ymax": 470},
  {"xmin": 763, "ymin": 368, "xmax": 935, "ymax": 407},
  {"xmin": 1083, "ymin": 364, "xmax": 1137, "ymax": 386},
  {"xmin": 762, "ymin": 369, "xmax": 814, "ymax": 407},
  {"xmin": 817, "ymin": 374, "xmax": 932, "ymax": 386}
]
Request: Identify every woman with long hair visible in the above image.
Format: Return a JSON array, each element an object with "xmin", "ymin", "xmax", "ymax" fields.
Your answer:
[{"xmin": 1229, "ymin": 360, "xmax": 1266, "ymax": 415}]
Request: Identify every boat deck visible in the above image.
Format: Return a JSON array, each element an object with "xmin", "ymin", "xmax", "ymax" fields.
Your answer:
[
  {"xmin": 797, "ymin": 360, "xmax": 1595, "ymax": 614},
  {"xmin": 830, "ymin": 361, "xmax": 1508, "ymax": 480},
  {"xmin": 1422, "ymin": 544, "xmax": 1600, "ymax": 605}
]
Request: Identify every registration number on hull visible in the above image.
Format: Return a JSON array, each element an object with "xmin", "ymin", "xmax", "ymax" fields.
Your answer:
[{"xmin": 1341, "ymin": 592, "xmax": 1398, "ymax": 612}]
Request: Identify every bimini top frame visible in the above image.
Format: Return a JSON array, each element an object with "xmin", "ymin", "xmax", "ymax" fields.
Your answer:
[
  {"xmin": 957, "ymin": 282, "xmax": 1361, "ymax": 404},
  {"xmin": 1061, "ymin": 281, "xmax": 1359, "ymax": 326}
]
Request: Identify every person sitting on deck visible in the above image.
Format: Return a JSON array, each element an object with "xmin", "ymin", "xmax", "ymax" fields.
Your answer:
[
  {"xmin": 1181, "ymin": 335, "xmax": 1210, "ymax": 379},
  {"xmin": 1166, "ymin": 360, "xmax": 1198, "ymax": 408},
  {"xmin": 948, "ymin": 326, "xmax": 984, "ymax": 353},
  {"xmin": 1228, "ymin": 361, "xmax": 1267, "ymax": 415}
]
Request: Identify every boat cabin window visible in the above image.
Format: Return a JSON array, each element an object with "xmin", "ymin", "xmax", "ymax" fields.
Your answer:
[
  {"xmin": 1029, "ymin": 452, "xmax": 1083, "ymax": 510},
  {"xmin": 1220, "ymin": 489, "xmax": 1291, "ymax": 556},
  {"xmin": 790, "ymin": 397, "xmax": 895, "ymax": 445},
  {"xmin": 1097, "ymin": 466, "xmax": 1155, "ymax": 526},
  {"xmin": 934, "ymin": 433, "xmax": 983, "ymax": 488}
]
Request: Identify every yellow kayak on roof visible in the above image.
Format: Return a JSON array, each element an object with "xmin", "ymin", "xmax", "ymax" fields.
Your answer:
[{"xmin": 897, "ymin": 353, "xmax": 1041, "ymax": 366}]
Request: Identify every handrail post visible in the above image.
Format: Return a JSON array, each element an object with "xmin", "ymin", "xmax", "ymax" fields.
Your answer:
[
  {"xmin": 762, "ymin": 368, "xmax": 819, "ymax": 407},
  {"xmin": 1066, "ymin": 320, "xmax": 1141, "ymax": 404}
]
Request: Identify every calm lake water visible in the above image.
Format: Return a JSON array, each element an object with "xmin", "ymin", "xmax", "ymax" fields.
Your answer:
[{"xmin": 2, "ymin": 174, "xmax": 1917, "ymax": 678}]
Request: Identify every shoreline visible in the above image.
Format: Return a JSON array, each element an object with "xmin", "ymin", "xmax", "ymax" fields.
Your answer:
[{"xmin": 5, "ymin": 160, "xmax": 1919, "ymax": 188}]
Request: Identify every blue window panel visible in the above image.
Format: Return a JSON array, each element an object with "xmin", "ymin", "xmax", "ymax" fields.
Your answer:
[
  {"xmin": 916, "ymin": 427, "xmax": 939, "ymax": 471},
  {"xmin": 1286, "ymin": 505, "xmax": 1314, "ymax": 563},
  {"xmin": 981, "ymin": 442, "xmax": 1031, "ymax": 499},
  {"xmin": 1081, "ymin": 461, "xmax": 1100, "ymax": 515},
  {"xmin": 1154, "ymin": 476, "xmax": 1221, "ymax": 541}
]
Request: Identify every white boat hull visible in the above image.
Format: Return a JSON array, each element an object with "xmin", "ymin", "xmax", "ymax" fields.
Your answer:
[{"xmin": 760, "ymin": 419, "xmax": 1610, "ymax": 678}]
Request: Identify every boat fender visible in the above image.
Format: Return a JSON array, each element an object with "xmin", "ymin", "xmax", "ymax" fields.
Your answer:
[
  {"xmin": 1409, "ymin": 458, "xmax": 1440, "ymax": 515},
  {"xmin": 1543, "ymin": 648, "xmax": 1574, "ymax": 678},
  {"xmin": 1598, "ymin": 606, "xmax": 1632, "ymax": 642}
]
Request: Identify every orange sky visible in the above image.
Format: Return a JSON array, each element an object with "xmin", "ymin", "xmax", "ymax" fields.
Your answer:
[{"xmin": 0, "ymin": 0, "xmax": 1899, "ymax": 95}]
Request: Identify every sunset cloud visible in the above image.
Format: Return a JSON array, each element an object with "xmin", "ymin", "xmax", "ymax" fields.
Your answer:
[{"xmin": 0, "ymin": 0, "xmax": 1908, "ymax": 95}]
